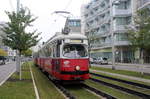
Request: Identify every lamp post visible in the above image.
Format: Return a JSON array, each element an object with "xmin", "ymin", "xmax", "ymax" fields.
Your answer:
[{"xmin": 110, "ymin": 0, "xmax": 120, "ymax": 70}]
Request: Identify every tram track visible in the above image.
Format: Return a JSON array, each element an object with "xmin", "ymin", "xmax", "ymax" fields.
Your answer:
[
  {"xmin": 53, "ymin": 82, "xmax": 76, "ymax": 99},
  {"xmin": 37, "ymin": 67, "xmax": 116, "ymax": 99},
  {"xmin": 46, "ymin": 74, "xmax": 117, "ymax": 99},
  {"xmin": 90, "ymin": 78, "xmax": 150, "ymax": 98},
  {"xmin": 90, "ymin": 72, "xmax": 150, "ymax": 90},
  {"xmin": 82, "ymin": 83, "xmax": 116, "ymax": 99},
  {"xmin": 41, "ymin": 71, "xmax": 76, "ymax": 99}
]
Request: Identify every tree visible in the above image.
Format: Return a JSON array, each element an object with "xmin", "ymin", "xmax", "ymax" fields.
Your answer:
[
  {"xmin": 1, "ymin": 6, "xmax": 40, "ymax": 79},
  {"xmin": 22, "ymin": 49, "xmax": 32, "ymax": 57},
  {"xmin": 127, "ymin": 8, "xmax": 150, "ymax": 63}
]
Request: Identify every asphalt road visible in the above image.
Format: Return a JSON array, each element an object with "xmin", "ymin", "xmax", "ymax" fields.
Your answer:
[
  {"xmin": 91, "ymin": 63, "xmax": 150, "ymax": 73},
  {"xmin": 0, "ymin": 61, "xmax": 16, "ymax": 86}
]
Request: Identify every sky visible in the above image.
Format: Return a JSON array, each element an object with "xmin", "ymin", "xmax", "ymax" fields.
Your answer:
[{"xmin": 0, "ymin": 0, "xmax": 90, "ymax": 43}]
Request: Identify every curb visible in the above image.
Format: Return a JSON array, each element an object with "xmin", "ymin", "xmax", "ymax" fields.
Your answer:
[{"xmin": 29, "ymin": 64, "xmax": 40, "ymax": 99}]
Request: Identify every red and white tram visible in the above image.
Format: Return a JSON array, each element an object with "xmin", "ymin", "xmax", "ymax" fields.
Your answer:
[{"xmin": 34, "ymin": 32, "xmax": 90, "ymax": 82}]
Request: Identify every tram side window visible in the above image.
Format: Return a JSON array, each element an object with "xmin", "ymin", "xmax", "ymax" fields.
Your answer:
[
  {"xmin": 56, "ymin": 41, "xmax": 61, "ymax": 57},
  {"xmin": 43, "ymin": 48, "xmax": 48, "ymax": 57},
  {"xmin": 46, "ymin": 45, "xmax": 52, "ymax": 57},
  {"xmin": 53, "ymin": 45, "xmax": 56, "ymax": 57}
]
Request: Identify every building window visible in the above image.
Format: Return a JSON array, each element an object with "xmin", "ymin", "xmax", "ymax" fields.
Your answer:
[
  {"xmin": 94, "ymin": 7, "xmax": 99, "ymax": 12},
  {"xmin": 116, "ymin": 17, "xmax": 131, "ymax": 25},
  {"xmin": 68, "ymin": 20, "xmax": 81, "ymax": 27},
  {"xmin": 115, "ymin": 33, "xmax": 128, "ymax": 41},
  {"xmin": 100, "ymin": 2, "xmax": 106, "ymax": 8},
  {"xmin": 116, "ymin": 1, "xmax": 130, "ymax": 9},
  {"xmin": 85, "ymin": 14, "xmax": 88, "ymax": 18}
]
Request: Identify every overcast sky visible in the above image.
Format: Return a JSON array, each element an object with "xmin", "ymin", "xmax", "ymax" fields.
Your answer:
[{"xmin": 0, "ymin": 0, "xmax": 90, "ymax": 43}]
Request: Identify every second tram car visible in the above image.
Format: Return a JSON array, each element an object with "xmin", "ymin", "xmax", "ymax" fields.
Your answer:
[{"xmin": 34, "ymin": 32, "xmax": 90, "ymax": 82}]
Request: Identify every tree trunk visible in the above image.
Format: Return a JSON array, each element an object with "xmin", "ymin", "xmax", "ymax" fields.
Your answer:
[
  {"xmin": 140, "ymin": 48, "xmax": 144, "ymax": 64},
  {"xmin": 140, "ymin": 48, "xmax": 144, "ymax": 75},
  {"xmin": 16, "ymin": 50, "xmax": 22, "ymax": 80}
]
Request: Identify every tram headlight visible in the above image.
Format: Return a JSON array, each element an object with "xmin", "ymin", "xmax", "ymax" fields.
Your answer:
[{"xmin": 75, "ymin": 66, "xmax": 80, "ymax": 71}]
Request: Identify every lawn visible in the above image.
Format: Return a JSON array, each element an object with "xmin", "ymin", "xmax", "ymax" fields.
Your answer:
[
  {"xmin": 91, "ymin": 66, "xmax": 150, "ymax": 80},
  {"xmin": 0, "ymin": 62, "xmax": 35, "ymax": 99},
  {"xmin": 85, "ymin": 80, "xmax": 141, "ymax": 99},
  {"xmin": 31, "ymin": 62, "xmax": 65, "ymax": 99}
]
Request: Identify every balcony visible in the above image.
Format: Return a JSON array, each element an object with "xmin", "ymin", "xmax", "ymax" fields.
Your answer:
[
  {"xmin": 96, "ymin": 30, "xmax": 111, "ymax": 37},
  {"xmin": 113, "ymin": 25, "xmax": 128, "ymax": 32},
  {"xmin": 114, "ymin": 41, "xmax": 129, "ymax": 46},
  {"xmin": 113, "ymin": 9, "xmax": 132, "ymax": 17},
  {"xmin": 91, "ymin": 42, "xmax": 112, "ymax": 49}
]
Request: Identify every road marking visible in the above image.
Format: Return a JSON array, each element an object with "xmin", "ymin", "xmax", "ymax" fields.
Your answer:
[
  {"xmin": 0, "ymin": 68, "xmax": 16, "ymax": 86},
  {"xmin": 29, "ymin": 63, "xmax": 40, "ymax": 99}
]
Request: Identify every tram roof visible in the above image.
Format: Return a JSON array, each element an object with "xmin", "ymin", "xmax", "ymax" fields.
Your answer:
[{"xmin": 47, "ymin": 33, "xmax": 87, "ymax": 43}]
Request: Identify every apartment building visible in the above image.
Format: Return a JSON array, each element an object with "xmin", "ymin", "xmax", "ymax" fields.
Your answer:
[
  {"xmin": 64, "ymin": 18, "xmax": 81, "ymax": 33},
  {"xmin": 81, "ymin": 0, "xmax": 150, "ymax": 63}
]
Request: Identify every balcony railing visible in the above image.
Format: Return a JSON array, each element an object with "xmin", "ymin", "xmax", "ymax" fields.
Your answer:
[
  {"xmin": 90, "ymin": 41, "xmax": 129, "ymax": 49},
  {"xmin": 113, "ymin": 25, "xmax": 128, "ymax": 32},
  {"xmin": 91, "ymin": 42, "xmax": 112, "ymax": 49},
  {"xmin": 114, "ymin": 41, "xmax": 129, "ymax": 46},
  {"xmin": 113, "ymin": 9, "xmax": 132, "ymax": 16}
]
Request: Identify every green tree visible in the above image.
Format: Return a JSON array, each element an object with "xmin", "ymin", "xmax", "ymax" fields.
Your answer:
[
  {"xmin": 2, "ymin": 7, "xmax": 40, "ymax": 53},
  {"xmin": 22, "ymin": 49, "xmax": 32, "ymax": 57},
  {"xmin": 1, "ymin": 7, "xmax": 40, "ymax": 77},
  {"xmin": 127, "ymin": 8, "xmax": 150, "ymax": 63}
]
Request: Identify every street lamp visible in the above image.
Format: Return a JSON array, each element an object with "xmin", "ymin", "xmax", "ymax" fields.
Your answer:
[{"xmin": 110, "ymin": 0, "xmax": 120, "ymax": 70}]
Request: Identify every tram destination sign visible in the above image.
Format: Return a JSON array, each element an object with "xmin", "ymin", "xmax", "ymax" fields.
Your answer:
[{"xmin": 70, "ymin": 39, "xmax": 82, "ymax": 43}]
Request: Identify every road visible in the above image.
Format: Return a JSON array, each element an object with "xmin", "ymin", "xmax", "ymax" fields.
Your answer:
[
  {"xmin": 0, "ymin": 61, "xmax": 16, "ymax": 86},
  {"xmin": 91, "ymin": 63, "xmax": 150, "ymax": 73}
]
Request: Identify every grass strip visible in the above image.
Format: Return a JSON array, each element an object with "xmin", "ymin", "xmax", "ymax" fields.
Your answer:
[
  {"xmin": 92, "ymin": 75, "xmax": 150, "ymax": 95},
  {"xmin": 91, "ymin": 66, "xmax": 150, "ymax": 80},
  {"xmin": 85, "ymin": 80, "xmax": 141, "ymax": 99},
  {"xmin": 0, "ymin": 62, "xmax": 35, "ymax": 99},
  {"xmin": 64, "ymin": 84, "xmax": 101, "ymax": 99},
  {"xmin": 90, "ymin": 71, "xmax": 150, "ymax": 86},
  {"xmin": 31, "ymin": 62, "xmax": 65, "ymax": 99}
]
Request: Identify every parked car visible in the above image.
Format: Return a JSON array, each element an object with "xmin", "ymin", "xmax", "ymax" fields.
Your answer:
[
  {"xmin": 90, "ymin": 58, "xmax": 93, "ymax": 64},
  {"xmin": 89, "ymin": 58, "xmax": 98, "ymax": 64},
  {"xmin": 0, "ymin": 56, "xmax": 6, "ymax": 65},
  {"xmin": 96, "ymin": 57, "xmax": 108, "ymax": 65}
]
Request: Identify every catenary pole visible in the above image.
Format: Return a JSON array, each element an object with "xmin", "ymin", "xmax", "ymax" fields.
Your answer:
[{"xmin": 16, "ymin": 0, "xmax": 22, "ymax": 80}]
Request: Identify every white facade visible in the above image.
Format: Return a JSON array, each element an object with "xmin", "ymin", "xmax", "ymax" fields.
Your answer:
[{"xmin": 81, "ymin": 0, "xmax": 150, "ymax": 63}]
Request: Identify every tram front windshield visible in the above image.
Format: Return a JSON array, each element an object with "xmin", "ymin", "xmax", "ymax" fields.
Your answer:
[{"xmin": 63, "ymin": 44, "xmax": 88, "ymax": 58}]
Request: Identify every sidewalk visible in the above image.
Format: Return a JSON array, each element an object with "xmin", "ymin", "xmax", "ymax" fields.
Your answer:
[
  {"xmin": 0, "ymin": 62, "xmax": 16, "ymax": 86},
  {"xmin": 91, "ymin": 69, "xmax": 150, "ymax": 83},
  {"xmin": 115, "ymin": 63, "xmax": 150, "ymax": 68}
]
